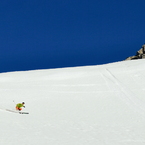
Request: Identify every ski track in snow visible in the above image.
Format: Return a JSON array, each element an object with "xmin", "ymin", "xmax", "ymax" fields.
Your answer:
[{"xmin": 101, "ymin": 68, "xmax": 145, "ymax": 115}]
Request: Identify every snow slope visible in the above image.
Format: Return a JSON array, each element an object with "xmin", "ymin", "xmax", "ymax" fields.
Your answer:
[{"xmin": 0, "ymin": 59, "xmax": 145, "ymax": 145}]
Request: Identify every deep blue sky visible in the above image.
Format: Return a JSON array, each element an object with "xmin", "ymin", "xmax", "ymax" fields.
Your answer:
[{"xmin": 0, "ymin": 0, "xmax": 145, "ymax": 73}]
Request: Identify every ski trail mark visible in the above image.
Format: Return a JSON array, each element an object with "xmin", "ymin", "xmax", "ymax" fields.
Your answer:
[{"xmin": 102, "ymin": 68, "xmax": 145, "ymax": 115}]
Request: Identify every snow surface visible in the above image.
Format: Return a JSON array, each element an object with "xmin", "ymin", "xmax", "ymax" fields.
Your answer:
[{"xmin": 0, "ymin": 59, "xmax": 145, "ymax": 145}]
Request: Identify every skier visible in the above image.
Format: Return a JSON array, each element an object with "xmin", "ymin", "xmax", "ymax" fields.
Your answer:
[{"xmin": 16, "ymin": 102, "xmax": 25, "ymax": 111}]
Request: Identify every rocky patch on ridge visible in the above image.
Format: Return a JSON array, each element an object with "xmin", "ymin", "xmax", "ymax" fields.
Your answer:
[{"xmin": 126, "ymin": 44, "xmax": 145, "ymax": 60}]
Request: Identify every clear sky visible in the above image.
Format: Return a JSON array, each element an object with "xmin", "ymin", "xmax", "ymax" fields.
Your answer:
[{"xmin": 0, "ymin": 0, "xmax": 145, "ymax": 73}]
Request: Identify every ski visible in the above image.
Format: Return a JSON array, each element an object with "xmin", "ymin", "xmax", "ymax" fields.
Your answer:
[
  {"xmin": 6, "ymin": 109, "xmax": 29, "ymax": 114},
  {"xmin": 19, "ymin": 112, "xmax": 29, "ymax": 114}
]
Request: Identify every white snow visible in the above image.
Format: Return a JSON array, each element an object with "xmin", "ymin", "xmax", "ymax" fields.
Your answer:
[{"xmin": 0, "ymin": 59, "xmax": 145, "ymax": 145}]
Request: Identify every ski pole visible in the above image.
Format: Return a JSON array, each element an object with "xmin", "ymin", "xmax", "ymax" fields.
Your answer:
[{"xmin": 13, "ymin": 100, "xmax": 16, "ymax": 105}]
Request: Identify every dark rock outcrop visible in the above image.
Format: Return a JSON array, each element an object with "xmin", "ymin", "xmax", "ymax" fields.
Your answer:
[{"xmin": 126, "ymin": 44, "xmax": 145, "ymax": 60}]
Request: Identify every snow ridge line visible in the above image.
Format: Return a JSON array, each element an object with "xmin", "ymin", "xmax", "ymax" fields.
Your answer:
[{"xmin": 102, "ymin": 68, "xmax": 145, "ymax": 115}]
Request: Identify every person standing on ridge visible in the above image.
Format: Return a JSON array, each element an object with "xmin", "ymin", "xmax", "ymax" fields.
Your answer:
[{"xmin": 16, "ymin": 102, "xmax": 25, "ymax": 111}]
